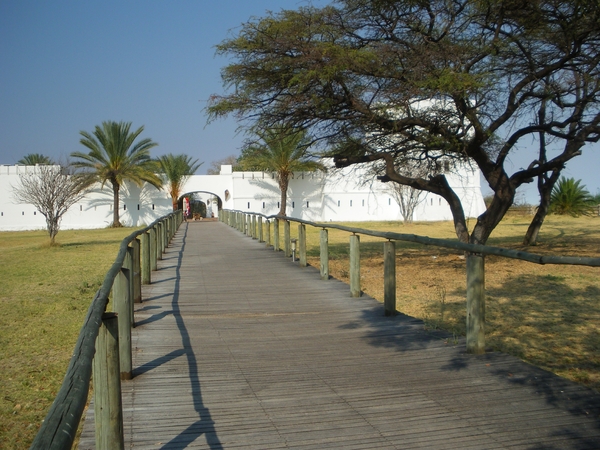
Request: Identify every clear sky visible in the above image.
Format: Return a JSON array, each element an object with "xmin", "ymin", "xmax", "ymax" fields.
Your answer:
[
  {"xmin": 1, "ymin": 0, "xmax": 598, "ymax": 202},
  {"xmin": 0, "ymin": 0, "xmax": 325, "ymax": 171}
]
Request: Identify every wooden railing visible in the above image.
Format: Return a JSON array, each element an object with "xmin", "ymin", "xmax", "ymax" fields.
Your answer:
[
  {"xmin": 30, "ymin": 210, "xmax": 183, "ymax": 450},
  {"xmin": 221, "ymin": 210, "xmax": 600, "ymax": 355}
]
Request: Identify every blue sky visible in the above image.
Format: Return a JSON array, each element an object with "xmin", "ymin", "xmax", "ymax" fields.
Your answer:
[
  {"xmin": 0, "ymin": 0, "xmax": 325, "ymax": 171},
  {"xmin": 1, "ymin": 0, "xmax": 598, "ymax": 202}
]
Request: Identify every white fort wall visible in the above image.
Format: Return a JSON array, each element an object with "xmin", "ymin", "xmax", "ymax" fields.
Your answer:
[
  {"xmin": 0, "ymin": 165, "xmax": 173, "ymax": 231},
  {"xmin": 0, "ymin": 161, "xmax": 486, "ymax": 232}
]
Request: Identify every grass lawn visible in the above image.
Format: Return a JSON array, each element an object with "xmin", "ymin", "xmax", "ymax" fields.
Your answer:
[
  {"xmin": 2, "ymin": 215, "xmax": 599, "ymax": 448},
  {"xmin": 0, "ymin": 227, "xmax": 139, "ymax": 449}
]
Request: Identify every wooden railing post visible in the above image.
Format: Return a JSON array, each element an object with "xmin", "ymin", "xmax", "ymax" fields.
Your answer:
[
  {"xmin": 163, "ymin": 218, "xmax": 168, "ymax": 248},
  {"xmin": 132, "ymin": 238, "xmax": 141, "ymax": 304},
  {"xmin": 265, "ymin": 219, "xmax": 271, "ymax": 248},
  {"xmin": 298, "ymin": 224, "xmax": 307, "ymax": 267},
  {"xmin": 93, "ymin": 313, "xmax": 124, "ymax": 450},
  {"xmin": 284, "ymin": 220, "xmax": 291, "ymax": 257},
  {"xmin": 165, "ymin": 217, "xmax": 170, "ymax": 243},
  {"xmin": 258, "ymin": 216, "xmax": 264, "ymax": 243},
  {"xmin": 383, "ymin": 240, "xmax": 397, "ymax": 316},
  {"xmin": 274, "ymin": 219, "xmax": 280, "ymax": 251},
  {"xmin": 350, "ymin": 234, "xmax": 361, "ymax": 297},
  {"xmin": 167, "ymin": 216, "xmax": 171, "ymax": 238},
  {"xmin": 320, "ymin": 229, "xmax": 329, "ymax": 281},
  {"xmin": 466, "ymin": 253, "xmax": 486, "ymax": 354},
  {"xmin": 124, "ymin": 247, "xmax": 135, "ymax": 327},
  {"xmin": 168, "ymin": 216, "xmax": 173, "ymax": 242},
  {"xmin": 113, "ymin": 267, "xmax": 132, "ymax": 380},
  {"xmin": 150, "ymin": 225, "xmax": 158, "ymax": 271},
  {"xmin": 252, "ymin": 215, "xmax": 257, "ymax": 239},
  {"xmin": 156, "ymin": 222, "xmax": 163, "ymax": 259},
  {"xmin": 158, "ymin": 221, "xmax": 164, "ymax": 255},
  {"xmin": 141, "ymin": 231, "xmax": 151, "ymax": 285}
]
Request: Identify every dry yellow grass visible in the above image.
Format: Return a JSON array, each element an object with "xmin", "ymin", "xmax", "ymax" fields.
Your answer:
[
  {"xmin": 0, "ymin": 227, "xmax": 140, "ymax": 449},
  {"xmin": 296, "ymin": 215, "xmax": 600, "ymax": 391}
]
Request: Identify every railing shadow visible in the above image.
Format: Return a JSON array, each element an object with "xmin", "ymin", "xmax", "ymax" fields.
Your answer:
[
  {"xmin": 343, "ymin": 290, "xmax": 600, "ymax": 446},
  {"xmin": 158, "ymin": 224, "xmax": 223, "ymax": 450}
]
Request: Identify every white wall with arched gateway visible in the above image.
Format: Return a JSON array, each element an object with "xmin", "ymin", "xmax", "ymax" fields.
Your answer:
[{"xmin": 0, "ymin": 161, "xmax": 486, "ymax": 232}]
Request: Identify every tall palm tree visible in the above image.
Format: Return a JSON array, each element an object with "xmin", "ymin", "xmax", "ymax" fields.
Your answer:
[
  {"xmin": 71, "ymin": 121, "xmax": 162, "ymax": 227},
  {"xmin": 18, "ymin": 153, "xmax": 53, "ymax": 165},
  {"xmin": 157, "ymin": 153, "xmax": 203, "ymax": 210},
  {"xmin": 238, "ymin": 125, "xmax": 324, "ymax": 216}
]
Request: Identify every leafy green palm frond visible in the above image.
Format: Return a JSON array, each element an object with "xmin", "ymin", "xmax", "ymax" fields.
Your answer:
[
  {"xmin": 549, "ymin": 177, "xmax": 594, "ymax": 217},
  {"xmin": 71, "ymin": 121, "xmax": 161, "ymax": 226},
  {"xmin": 157, "ymin": 153, "xmax": 203, "ymax": 204},
  {"xmin": 17, "ymin": 153, "xmax": 54, "ymax": 165}
]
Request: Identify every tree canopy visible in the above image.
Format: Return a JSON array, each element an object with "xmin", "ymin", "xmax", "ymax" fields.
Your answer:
[
  {"xmin": 12, "ymin": 165, "xmax": 86, "ymax": 244},
  {"xmin": 157, "ymin": 153, "xmax": 203, "ymax": 210},
  {"xmin": 238, "ymin": 125, "xmax": 324, "ymax": 215},
  {"xmin": 549, "ymin": 177, "xmax": 594, "ymax": 216},
  {"xmin": 206, "ymin": 155, "xmax": 239, "ymax": 175},
  {"xmin": 18, "ymin": 153, "xmax": 54, "ymax": 165},
  {"xmin": 209, "ymin": 0, "xmax": 600, "ymax": 244},
  {"xmin": 71, "ymin": 121, "xmax": 162, "ymax": 227}
]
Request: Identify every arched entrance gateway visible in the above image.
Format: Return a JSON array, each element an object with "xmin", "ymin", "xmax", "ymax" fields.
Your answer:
[
  {"xmin": 178, "ymin": 191, "xmax": 223, "ymax": 220},
  {"xmin": 177, "ymin": 166, "xmax": 234, "ymax": 220}
]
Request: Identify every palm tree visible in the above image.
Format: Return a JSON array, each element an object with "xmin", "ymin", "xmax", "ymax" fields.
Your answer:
[
  {"xmin": 549, "ymin": 177, "xmax": 594, "ymax": 216},
  {"xmin": 238, "ymin": 125, "xmax": 324, "ymax": 216},
  {"xmin": 157, "ymin": 153, "xmax": 203, "ymax": 210},
  {"xmin": 18, "ymin": 153, "xmax": 53, "ymax": 165},
  {"xmin": 71, "ymin": 121, "xmax": 162, "ymax": 227}
]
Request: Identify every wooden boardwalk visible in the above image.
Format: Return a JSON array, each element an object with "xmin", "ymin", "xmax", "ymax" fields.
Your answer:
[{"xmin": 79, "ymin": 221, "xmax": 600, "ymax": 449}]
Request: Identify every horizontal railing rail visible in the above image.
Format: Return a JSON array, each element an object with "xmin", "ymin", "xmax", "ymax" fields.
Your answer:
[
  {"xmin": 223, "ymin": 210, "xmax": 600, "ymax": 267},
  {"xmin": 220, "ymin": 209, "xmax": 600, "ymax": 355},
  {"xmin": 30, "ymin": 210, "xmax": 183, "ymax": 450}
]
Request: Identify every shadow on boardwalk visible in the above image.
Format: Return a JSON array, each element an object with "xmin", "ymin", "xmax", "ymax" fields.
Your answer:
[{"xmin": 79, "ymin": 221, "xmax": 600, "ymax": 449}]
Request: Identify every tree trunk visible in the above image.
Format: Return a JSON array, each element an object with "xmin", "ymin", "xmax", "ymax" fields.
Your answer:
[
  {"xmin": 523, "ymin": 96, "xmax": 561, "ymax": 246},
  {"xmin": 523, "ymin": 169, "xmax": 560, "ymax": 245},
  {"xmin": 47, "ymin": 215, "xmax": 58, "ymax": 245},
  {"xmin": 111, "ymin": 180, "xmax": 122, "ymax": 227},
  {"xmin": 470, "ymin": 188, "xmax": 515, "ymax": 245},
  {"xmin": 278, "ymin": 174, "xmax": 289, "ymax": 216}
]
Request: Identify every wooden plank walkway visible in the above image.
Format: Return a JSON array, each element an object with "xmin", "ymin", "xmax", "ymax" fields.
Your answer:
[{"xmin": 79, "ymin": 220, "xmax": 600, "ymax": 449}]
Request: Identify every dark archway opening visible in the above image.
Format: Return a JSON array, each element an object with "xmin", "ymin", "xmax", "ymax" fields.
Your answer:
[{"xmin": 178, "ymin": 191, "xmax": 222, "ymax": 220}]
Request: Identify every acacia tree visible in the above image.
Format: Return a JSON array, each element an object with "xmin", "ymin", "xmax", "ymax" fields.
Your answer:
[
  {"xmin": 524, "ymin": 73, "xmax": 598, "ymax": 245},
  {"xmin": 237, "ymin": 125, "xmax": 324, "ymax": 216},
  {"xmin": 71, "ymin": 121, "xmax": 162, "ymax": 227},
  {"xmin": 208, "ymin": 0, "xmax": 600, "ymax": 245},
  {"xmin": 157, "ymin": 153, "xmax": 203, "ymax": 210},
  {"xmin": 12, "ymin": 165, "xmax": 86, "ymax": 244}
]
